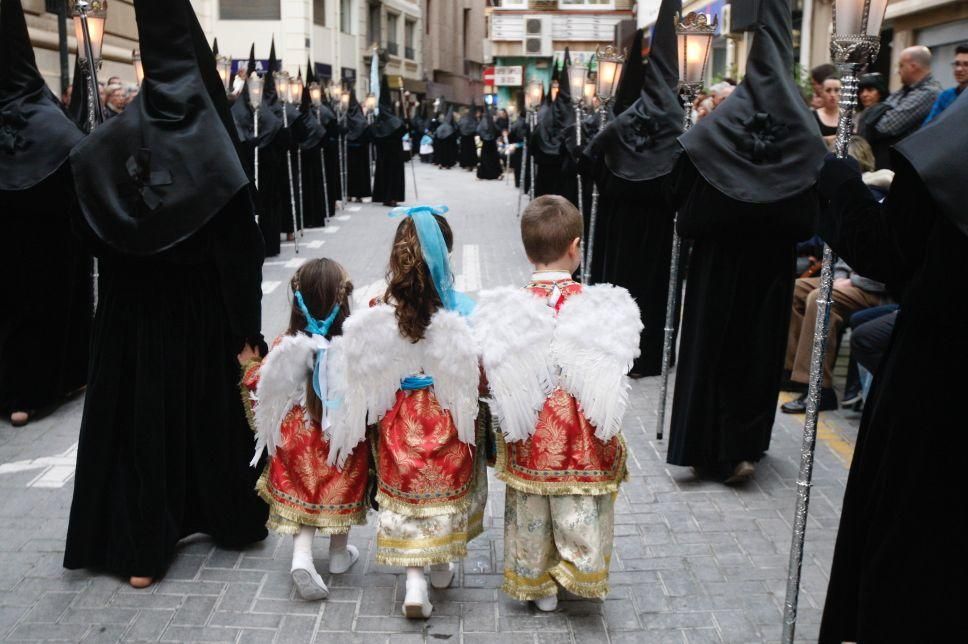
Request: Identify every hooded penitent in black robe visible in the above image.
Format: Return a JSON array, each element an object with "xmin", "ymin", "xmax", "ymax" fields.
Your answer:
[
  {"xmin": 457, "ymin": 106, "xmax": 479, "ymax": 169},
  {"xmin": 665, "ymin": 0, "xmax": 825, "ymax": 472},
  {"xmin": 0, "ymin": 0, "xmax": 91, "ymax": 422},
  {"xmin": 530, "ymin": 96, "xmax": 563, "ymax": 197},
  {"xmin": 508, "ymin": 113, "xmax": 528, "ymax": 189},
  {"xmin": 582, "ymin": 0, "xmax": 684, "ymax": 375},
  {"xmin": 371, "ymin": 75, "xmax": 407, "ymax": 205},
  {"xmin": 322, "ymin": 99, "xmax": 343, "ymax": 211},
  {"xmin": 344, "ymin": 90, "xmax": 372, "ymax": 199},
  {"xmin": 434, "ymin": 106, "xmax": 458, "ymax": 169},
  {"xmin": 293, "ymin": 80, "xmax": 327, "ymax": 228},
  {"xmin": 64, "ymin": 0, "xmax": 268, "ymax": 580},
  {"xmin": 476, "ymin": 107, "xmax": 503, "ymax": 180},
  {"xmin": 818, "ymin": 93, "xmax": 968, "ymax": 643},
  {"xmin": 263, "ymin": 48, "xmax": 300, "ymax": 238},
  {"xmin": 230, "ymin": 46, "xmax": 284, "ymax": 257}
]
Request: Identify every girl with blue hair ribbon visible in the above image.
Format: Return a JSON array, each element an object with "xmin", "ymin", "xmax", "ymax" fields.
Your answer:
[
  {"xmin": 326, "ymin": 205, "xmax": 487, "ymax": 619},
  {"xmin": 240, "ymin": 259, "xmax": 371, "ymax": 601}
]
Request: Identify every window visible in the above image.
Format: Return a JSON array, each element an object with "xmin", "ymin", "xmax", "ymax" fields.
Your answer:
[
  {"xmin": 340, "ymin": 0, "xmax": 352, "ymax": 33},
  {"xmin": 368, "ymin": 3, "xmax": 382, "ymax": 46},
  {"xmin": 387, "ymin": 13, "xmax": 399, "ymax": 55},
  {"xmin": 313, "ymin": 0, "xmax": 325, "ymax": 26},
  {"xmin": 497, "ymin": 0, "xmax": 527, "ymax": 7},
  {"xmin": 405, "ymin": 20, "xmax": 416, "ymax": 59},
  {"xmin": 220, "ymin": 0, "xmax": 280, "ymax": 20},
  {"xmin": 425, "ymin": 0, "xmax": 431, "ymax": 34}
]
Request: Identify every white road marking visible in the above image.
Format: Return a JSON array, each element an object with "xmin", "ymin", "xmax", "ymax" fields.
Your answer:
[
  {"xmin": 262, "ymin": 281, "xmax": 281, "ymax": 294},
  {"xmin": 323, "ymin": 226, "xmax": 340, "ymax": 234},
  {"xmin": 461, "ymin": 244, "xmax": 481, "ymax": 292},
  {"xmin": 0, "ymin": 443, "xmax": 78, "ymax": 488},
  {"xmin": 306, "ymin": 240, "xmax": 325, "ymax": 249},
  {"xmin": 335, "ymin": 215, "xmax": 351, "ymax": 221},
  {"xmin": 346, "ymin": 206, "xmax": 362, "ymax": 212},
  {"xmin": 285, "ymin": 257, "xmax": 306, "ymax": 268}
]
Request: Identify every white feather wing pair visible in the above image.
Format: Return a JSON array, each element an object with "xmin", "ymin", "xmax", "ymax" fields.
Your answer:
[
  {"xmin": 326, "ymin": 304, "xmax": 480, "ymax": 468},
  {"xmin": 251, "ymin": 333, "xmax": 330, "ymax": 466},
  {"xmin": 473, "ymin": 284, "xmax": 643, "ymax": 442}
]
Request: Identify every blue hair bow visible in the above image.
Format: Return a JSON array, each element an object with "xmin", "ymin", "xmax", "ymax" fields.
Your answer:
[
  {"xmin": 389, "ymin": 205, "xmax": 475, "ymax": 316},
  {"xmin": 294, "ymin": 290, "xmax": 341, "ymax": 400}
]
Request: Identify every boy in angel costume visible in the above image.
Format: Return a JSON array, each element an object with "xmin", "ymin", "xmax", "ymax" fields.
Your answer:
[
  {"xmin": 326, "ymin": 206, "xmax": 488, "ymax": 619},
  {"xmin": 473, "ymin": 195, "xmax": 642, "ymax": 611},
  {"xmin": 241, "ymin": 259, "xmax": 370, "ymax": 600}
]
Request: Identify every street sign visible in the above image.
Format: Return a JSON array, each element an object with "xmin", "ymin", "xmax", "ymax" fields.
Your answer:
[
  {"xmin": 231, "ymin": 59, "xmax": 271, "ymax": 76},
  {"xmin": 493, "ymin": 65, "xmax": 523, "ymax": 87},
  {"xmin": 483, "ymin": 66, "xmax": 495, "ymax": 86}
]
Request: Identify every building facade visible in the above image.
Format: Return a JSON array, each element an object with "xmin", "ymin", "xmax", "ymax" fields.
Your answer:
[
  {"xmin": 484, "ymin": 0, "xmax": 636, "ymax": 109},
  {"xmin": 422, "ymin": 0, "xmax": 487, "ymax": 105},
  {"xmin": 358, "ymin": 0, "xmax": 423, "ymax": 96}
]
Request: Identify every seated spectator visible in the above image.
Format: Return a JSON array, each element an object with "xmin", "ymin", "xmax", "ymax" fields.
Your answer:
[
  {"xmin": 842, "ymin": 305, "xmax": 899, "ymax": 409},
  {"xmin": 868, "ymin": 46, "xmax": 941, "ymax": 169},
  {"xmin": 923, "ymin": 43, "xmax": 967, "ymax": 124},
  {"xmin": 781, "ymin": 137, "xmax": 892, "ymax": 414}
]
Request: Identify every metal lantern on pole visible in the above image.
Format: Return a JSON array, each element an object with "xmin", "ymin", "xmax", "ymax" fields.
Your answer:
[
  {"xmin": 309, "ymin": 81, "xmax": 323, "ymax": 107},
  {"xmin": 524, "ymin": 78, "xmax": 544, "ymax": 207},
  {"xmin": 781, "ymin": 0, "xmax": 888, "ymax": 641},
  {"xmin": 656, "ymin": 10, "xmax": 717, "ymax": 441},
  {"xmin": 291, "ymin": 73, "xmax": 304, "ymax": 105},
  {"xmin": 308, "ymin": 81, "xmax": 332, "ymax": 223},
  {"xmin": 215, "ymin": 54, "xmax": 232, "ymax": 92},
  {"xmin": 567, "ymin": 64, "xmax": 587, "ymax": 105},
  {"xmin": 70, "ymin": 0, "xmax": 107, "ymax": 310},
  {"xmin": 550, "ymin": 79, "xmax": 559, "ymax": 103},
  {"xmin": 132, "ymin": 49, "xmax": 144, "ymax": 86},
  {"xmin": 247, "ymin": 73, "xmax": 263, "ymax": 224},
  {"xmin": 568, "ymin": 64, "xmax": 588, "ymax": 272},
  {"xmin": 274, "ymin": 71, "xmax": 300, "ymax": 254},
  {"xmin": 583, "ymin": 46, "xmax": 625, "ymax": 285},
  {"xmin": 292, "ymin": 71, "xmax": 305, "ymax": 235},
  {"xmin": 583, "ymin": 71, "xmax": 597, "ymax": 106}
]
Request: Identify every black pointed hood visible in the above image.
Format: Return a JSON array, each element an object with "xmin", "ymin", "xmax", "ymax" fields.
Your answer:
[
  {"xmin": 344, "ymin": 87, "xmax": 370, "ymax": 142},
  {"xmin": 555, "ymin": 48, "xmax": 578, "ymax": 154},
  {"xmin": 292, "ymin": 84, "xmax": 324, "ymax": 149},
  {"xmin": 372, "ymin": 74, "xmax": 405, "ymax": 140},
  {"xmin": 264, "ymin": 37, "xmax": 278, "ymax": 103},
  {"xmin": 70, "ymin": 0, "xmax": 252, "ymax": 255},
  {"xmin": 0, "ymin": 0, "xmax": 84, "ymax": 191},
  {"xmin": 231, "ymin": 67, "xmax": 283, "ymax": 148},
  {"xmin": 212, "ymin": 37, "xmax": 219, "ymax": 56},
  {"xmin": 586, "ymin": 0, "xmax": 685, "ymax": 182},
  {"xmin": 477, "ymin": 106, "xmax": 499, "ymax": 142},
  {"xmin": 246, "ymin": 43, "xmax": 256, "ymax": 75},
  {"xmin": 306, "ymin": 58, "xmax": 315, "ymax": 84},
  {"xmin": 435, "ymin": 104, "xmax": 457, "ymax": 139},
  {"xmin": 679, "ymin": 0, "xmax": 826, "ymax": 203},
  {"xmin": 67, "ymin": 54, "xmax": 92, "ymax": 133},
  {"xmin": 458, "ymin": 102, "xmax": 478, "ymax": 136},
  {"xmin": 532, "ymin": 88, "xmax": 562, "ymax": 157},
  {"xmin": 612, "ymin": 28, "xmax": 647, "ymax": 116},
  {"xmin": 895, "ymin": 91, "xmax": 968, "ymax": 236}
]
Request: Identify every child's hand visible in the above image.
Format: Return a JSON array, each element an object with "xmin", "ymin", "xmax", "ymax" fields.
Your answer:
[{"xmin": 237, "ymin": 343, "xmax": 260, "ymax": 366}]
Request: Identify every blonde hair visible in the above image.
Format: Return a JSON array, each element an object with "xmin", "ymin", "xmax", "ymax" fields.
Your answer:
[{"xmin": 848, "ymin": 136, "xmax": 876, "ymax": 173}]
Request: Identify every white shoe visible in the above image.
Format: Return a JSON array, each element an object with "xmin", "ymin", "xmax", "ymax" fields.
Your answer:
[
  {"xmin": 290, "ymin": 554, "xmax": 329, "ymax": 601},
  {"xmin": 429, "ymin": 562, "xmax": 455, "ymax": 589},
  {"xmin": 328, "ymin": 544, "xmax": 360, "ymax": 575},
  {"xmin": 402, "ymin": 576, "xmax": 433, "ymax": 619},
  {"xmin": 534, "ymin": 594, "xmax": 558, "ymax": 612}
]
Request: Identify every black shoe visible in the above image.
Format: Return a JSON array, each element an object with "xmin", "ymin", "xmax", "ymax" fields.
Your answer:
[
  {"xmin": 780, "ymin": 371, "xmax": 807, "ymax": 393},
  {"xmin": 781, "ymin": 388, "xmax": 838, "ymax": 414}
]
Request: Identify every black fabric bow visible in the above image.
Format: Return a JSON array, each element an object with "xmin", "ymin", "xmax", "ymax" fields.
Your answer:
[
  {"xmin": 630, "ymin": 113, "xmax": 661, "ymax": 152},
  {"xmin": 739, "ymin": 112, "xmax": 788, "ymax": 164},
  {"xmin": 0, "ymin": 107, "xmax": 29, "ymax": 154},
  {"xmin": 126, "ymin": 148, "xmax": 173, "ymax": 211}
]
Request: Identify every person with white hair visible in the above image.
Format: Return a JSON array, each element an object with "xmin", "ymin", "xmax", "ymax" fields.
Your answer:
[{"xmin": 868, "ymin": 45, "xmax": 941, "ymax": 168}]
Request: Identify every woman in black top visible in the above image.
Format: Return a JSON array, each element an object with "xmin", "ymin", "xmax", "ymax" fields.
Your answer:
[{"xmin": 813, "ymin": 76, "xmax": 841, "ymax": 146}]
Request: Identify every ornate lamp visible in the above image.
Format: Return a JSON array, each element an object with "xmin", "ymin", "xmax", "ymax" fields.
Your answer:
[
  {"xmin": 70, "ymin": 0, "xmax": 107, "ymax": 65},
  {"xmin": 567, "ymin": 64, "xmax": 587, "ymax": 106},
  {"xmin": 364, "ymin": 93, "xmax": 377, "ymax": 113},
  {"xmin": 291, "ymin": 73, "xmax": 304, "ymax": 104},
  {"xmin": 309, "ymin": 82, "xmax": 322, "ymax": 107},
  {"xmin": 272, "ymin": 71, "xmax": 299, "ymax": 253},
  {"xmin": 525, "ymin": 78, "xmax": 543, "ymax": 111},
  {"xmin": 215, "ymin": 54, "xmax": 232, "ymax": 91},
  {"xmin": 274, "ymin": 71, "xmax": 291, "ymax": 104},
  {"xmin": 132, "ymin": 49, "xmax": 144, "ymax": 86},
  {"xmin": 550, "ymin": 79, "xmax": 559, "ymax": 103},
  {"xmin": 676, "ymin": 12, "xmax": 717, "ymax": 117},
  {"xmin": 593, "ymin": 45, "xmax": 625, "ymax": 106},
  {"xmin": 246, "ymin": 73, "xmax": 264, "ymax": 109},
  {"xmin": 340, "ymin": 90, "xmax": 350, "ymax": 111},
  {"xmin": 781, "ymin": 0, "xmax": 890, "ymax": 641}
]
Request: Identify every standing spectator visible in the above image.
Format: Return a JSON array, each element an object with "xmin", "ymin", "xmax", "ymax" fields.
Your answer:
[
  {"xmin": 923, "ymin": 43, "xmax": 968, "ymax": 124},
  {"xmin": 810, "ymin": 63, "xmax": 837, "ymax": 109},
  {"xmin": 813, "ymin": 76, "xmax": 841, "ymax": 147},
  {"xmin": 868, "ymin": 46, "xmax": 941, "ymax": 168},
  {"xmin": 854, "ymin": 72, "xmax": 890, "ymax": 167},
  {"xmin": 103, "ymin": 84, "xmax": 125, "ymax": 118}
]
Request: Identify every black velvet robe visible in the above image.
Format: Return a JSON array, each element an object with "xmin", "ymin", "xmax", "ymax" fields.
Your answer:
[
  {"xmin": 476, "ymin": 139, "xmax": 503, "ymax": 180},
  {"xmin": 0, "ymin": 167, "xmax": 91, "ymax": 415},
  {"xmin": 64, "ymin": 191, "xmax": 269, "ymax": 579},
  {"xmin": 435, "ymin": 132, "xmax": 458, "ymax": 169},
  {"xmin": 458, "ymin": 133, "xmax": 478, "ymax": 169},
  {"xmin": 323, "ymin": 126, "xmax": 343, "ymax": 212},
  {"xmin": 299, "ymin": 143, "xmax": 327, "ymax": 227},
  {"xmin": 818, "ymin": 157, "xmax": 967, "ymax": 642},
  {"xmin": 666, "ymin": 157, "xmax": 815, "ymax": 468},
  {"xmin": 346, "ymin": 140, "xmax": 372, "ymax": 199},
  {"xmin": 372, "ymin": 132, "xmax": 406, "ymax": 204}
]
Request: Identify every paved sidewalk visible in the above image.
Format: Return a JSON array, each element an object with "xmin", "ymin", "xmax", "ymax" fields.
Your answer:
[{"xmin": 0, "ymin": 163, "xmax": 856, "ymax": 642}]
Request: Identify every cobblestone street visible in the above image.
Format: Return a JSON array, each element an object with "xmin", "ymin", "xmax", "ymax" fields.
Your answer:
[{"xmin": 0, "ymin": 163, "xmax": 861, "ymax": 643}]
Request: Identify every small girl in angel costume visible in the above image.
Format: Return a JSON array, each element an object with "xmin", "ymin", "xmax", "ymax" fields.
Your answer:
[
  {"xmin": 472, "ymin": 195, "xmax": 643, "ymax": 611},
  {"xmin": 326, "ymin": 205, "xmax": 488, "ymax": 619},
  {"xmin": 241, "ymin": 259, "xmax": 370, "ymax": 601}
]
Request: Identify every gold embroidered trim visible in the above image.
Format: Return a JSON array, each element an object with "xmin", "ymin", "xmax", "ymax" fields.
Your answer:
[
  {"xmin": 502, "ymin": 570, "xmax": 559, "ymax": 601},
  {"xmin": 375, "ymin": 489, "xmax": 471, "ymax": 518},
  {"xmin": 266, "ymin": 513, "xmax": 352, "ymax": 536},
  {"xmin": 376, "ymin": 530, "xmax": 468, "ymax": 550},
  {"xmin": 375, "ymin": 548, "xmax": 467, "ymax": 567},
  {"xmin": 548, "ymin": 560, "xmax": 610, "ymax": 599},
  {"xmin": 493, "ymin": 431, "xmax": 628, "ymax": 497},
  {"xmin": 256, "ymin": 470, "xmax": 369, "ymax": 532},
  {"xmin": 239, "ymin": 360, "xmax": 261, "ymax": 434},
  {"xmin": 376, "ymin": 531, "xmax": 468, "ymax": 566},
  {"xmin": 467, "ymin": 509, "xmax": 485, "ymax": 542},
  {"xmin": 260, "ymin": 470, "xmax": 370, "ymax": 513}
]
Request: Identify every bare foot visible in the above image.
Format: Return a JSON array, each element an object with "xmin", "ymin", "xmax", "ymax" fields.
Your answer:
[
  {"xmin": 129, "ymin": 576, "xmax": 153, "ymax": 589},
  {"xmin": 10, "ymin": 411, "xmax": 29, "ymax": 427}
]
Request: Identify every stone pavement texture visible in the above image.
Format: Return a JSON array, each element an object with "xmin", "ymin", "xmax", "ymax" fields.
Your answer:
[{"xmin": 0, "ymin": 162, "xmax": 862, "ymax": 642}]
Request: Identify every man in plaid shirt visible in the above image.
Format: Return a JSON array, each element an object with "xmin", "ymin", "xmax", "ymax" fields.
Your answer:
[{"xmin": 869, "ymin": 46, "xmax": 941, "ymax": 169}]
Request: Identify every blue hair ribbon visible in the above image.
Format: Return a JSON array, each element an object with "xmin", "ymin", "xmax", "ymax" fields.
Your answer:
[
  {"xmin": 294, "ymin": 290, "xmax": 341, "ymax": 400},
  {"xmin": 389, "ymin": 204, "xmax": 475, "ymax": 317}
]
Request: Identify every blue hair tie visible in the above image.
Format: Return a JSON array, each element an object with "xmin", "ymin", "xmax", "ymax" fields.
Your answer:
[
  {"xmin": 294, "ymin": 290, "xmax": 341, "ymax": 337},
  {"xmin": 388, "ymin": 205, "xmax": 475, "ymax": 316}
]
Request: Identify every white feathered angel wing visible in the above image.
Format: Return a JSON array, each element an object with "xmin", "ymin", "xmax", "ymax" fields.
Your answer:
[
  {"xmin": 326, "ymin": 304, "xmax": 413, "ymax": 467},
  {"xmin": 472, "ymin": 287, "xmax": 556, "ymax": 442},
  {"xmin": 554, "ymin": 284, "xmax": 642, "ymax": 441},
  {"xmin": 252, "ymin": 333, "xmax": 327, "ymax": 466},
  {"xmin": 423, "ymin": 308, "xmax": 481, "ymax": 445}
]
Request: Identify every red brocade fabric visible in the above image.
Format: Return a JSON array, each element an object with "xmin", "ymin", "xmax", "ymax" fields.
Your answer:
[
  {"xmin": 376, "ymin": 388, "xmax": 476, "ymax": 516},
  {"xmin": 242, "ymin": 355, "xmax": 370, "ymax": 530},
  {"xmin": 496, "ymin": 280, "xmax": 627, "ymax": 496}
]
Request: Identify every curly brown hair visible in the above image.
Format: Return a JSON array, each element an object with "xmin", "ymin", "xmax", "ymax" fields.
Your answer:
[
  {"xmin": 288, "ymin": 258, "xmax": 354, "ymax": 423},
  {"xmin": 385, "ymin": 214, "xmax": 454, "ymax": 342}
]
